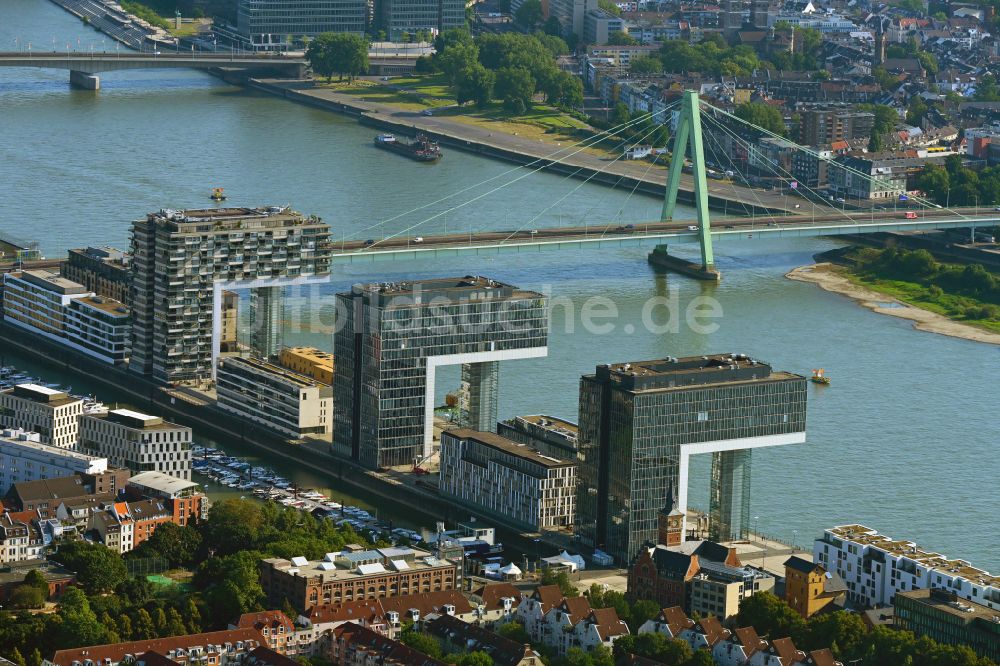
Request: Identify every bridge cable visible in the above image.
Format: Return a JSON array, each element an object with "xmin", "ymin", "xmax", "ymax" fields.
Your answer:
[
  {"xmin": 703, "ymin": 101, "xmax": 970, "ymax": 219},
  {"xmin": 701, "ymin": 113, "xmax": 878, "ymax": 227},
  {"xmin": 698, "ymin": 110, "xmax": 758, "ymax": 220},
  {"xmin": 493, "ymin": 120, "xmax": 671, "ymax": 244},
  {"xmin": 354, "ymin": 110, "xmax": 669, "ymax": 247}
]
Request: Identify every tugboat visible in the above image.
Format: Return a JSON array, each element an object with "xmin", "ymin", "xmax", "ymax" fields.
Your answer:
[
  {"xmin": 374, "ymin": 133, "xmax": 442, "ymax": 162},
  {"xmin": 211, "ymin": 187, "xmax": 227, "ymax": 201},
  {"xmin": 810, "ymin": 368, "xmax": 831, "ymax": 385}
]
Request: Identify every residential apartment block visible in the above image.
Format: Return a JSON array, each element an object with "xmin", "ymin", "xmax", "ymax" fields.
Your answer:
[
  {"xmin": 2, "ymin": 270, "xmax": 130, "ymax": 364},
  {"xmin": 439, "ymin": 429, "xmax": 576, "ymax": 531},
  {"xmin": 127, "ymin": 470, "xmax": 207, "ymax": 526},
  {"xmin": 0, "ymin": 428, "xmax": 108, "ymax": 494},
  {"xmin": 813, "ymin": 525, "xmax": 1000, "ymax": 611},
  {"xmin": 0, "ymin": 510, "xmax": 46, "ymax": 565},
  {"xmin": 216, "ymin": 356, "xmax": 332, "ymax": 439},
  {"xmin": 577, "ymin": 354, "xmax": 807, "ymax": 563},
  {"xmin": 61, "ymin": 246, "xmax": 132, "ymax": 306},
  {"xmin": 497, "ymin": 415, "xmax": 578, "ymax": 461},
  {"xmin": 48, "ymin": 629, "xmax": 267, "ymax": 666},
  {"xmin": 79, "ymin": 409, "xmax": 193, "ymax": 480},
  {"xmin": 334, "ymin": 276, "xmax": 547, "ymax": 469},
  {"xmin": 0, "ymin": 384, "xmax": 84, "ymax": 448},
  {"xmin": 129, "ymin": 207, "xmax": 331, "ymax": 383},
  {"xmin": 259, "ymin": 547, "xmax": 459, "ymax": 612}
]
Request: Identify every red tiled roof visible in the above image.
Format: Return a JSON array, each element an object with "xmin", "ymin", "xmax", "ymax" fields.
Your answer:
[
  {"xmin": 771, "ymin": 637, "xmax": 806, "ymax": 664},
  {"xmin": 533, "ymin": 585, "xmax": 563, "ymax": 610},
  {"xmin": 51, "ymin": 629, "xmax": 265, "ymax": 666},
  {"xmin": 474, "ymin": 583, "xmax": 522, "ymax": 609},
  {"xmin": 588, "ymin": 608, "xmax": 629, "ymax": 638},
  {"xmin": 559, "ymin": 596, "xmax": 592, "ymax": 619},
  {"xmin": 733, "ymin": 627, "xmax": 766, "ymax": 658},
  {"xmin": 236, "ymin": 611, "xmax": 295, "ymax": 633},
  {"xmin": 694, "ymin": 617, "xmax": 729, "ymax": 647}
]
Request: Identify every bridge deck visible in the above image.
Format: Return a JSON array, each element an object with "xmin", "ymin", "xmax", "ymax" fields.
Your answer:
[{"xmin": 327, "ymin": 208, "xmax": 994, "ymax": 264}]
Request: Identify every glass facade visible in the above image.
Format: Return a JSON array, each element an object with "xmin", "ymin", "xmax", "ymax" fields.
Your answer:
[
  {"xmin": 709, "ymin": 448, "xmax": 751, "ymax": 542},
  {"xmin": 576, "ymin": 355, "xmax": 807, "ymax": 565},
  {"xmin": 237, "ymin": 0, "xmax": 368, "ymax": 44},
  {"xmin": 376, "ymin": 0, "xmax": 466, "ymax": 41},
  {"xmin": 333, "ymin": 277, "xmax": 548, "ymax": 469}
]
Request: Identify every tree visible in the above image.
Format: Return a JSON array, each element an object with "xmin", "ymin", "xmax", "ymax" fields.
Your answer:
[
  {"xmin": 453, "ymin": 653, "xmax": 493, "ymax": 666},
  {"xmin": 606, "ymin": 31, "xmax": 639, "ymax": 46},
  {"xmin": 166, "ymin": 608, "xmax": 188, "ymax": 637},
  {"xmin": 495, "ymin": 67, "xmax": 536, "ymax": 114},
  {"xmin": 539, "ymin": 568, "xmax": 579, "ymax": 597},
  {"xmin": 23, "ymin": 570, "xmax": 48, "ymax": 595},
  {"xmin": 134, "ymin": 522, "xmax": 202, "ymax": 568},
  {"xmin": 629, "ymin": 599, "xmax": 661, "ymax": 629},
  {"xmin": 54, "ymin": 541, "xmax": 128, "ymax": 594},
  {"xmin": 10, "ymin": 648, "xmax": 26, "ymax": 666},
  {"xmin": 456, "ymin": 64, "xmax": 495, "ymax": 108},
  {"xmin": 435, "ymin": 28, "xmax": 474, "ymax": 55},
  {"xmin": 736, "ymin": 592, "xmax": 807, "ymax": 641},
  {"xmin": 629, "ymin": 56, "xmax": 663, "ymax": 75},
  {"xmin": 197, "ymin": 551, "xmax": 266, "ymax": 626},
  {"xmin": 199, "ymin": 499, "xmax": 265, "ymax": 556},
  {"xmin": 544, "ymin": 70, "xmax": 583, "ymax": 108},
  {"xmin": 134, "ymin": 609, "xmax": 157, "ymax": 640},
  {"xmin": 975, "ymin": 73, "xmax": 1000, "ymax": 102},
  {"xmin": 734, "ymin": 102, "xmax": 786, "ymax": 136},
  {"xmin": 8, "ymin": 585, "xmax": 46, "ymax": 610},
  {"xmin": 597, "ymin": 0, "xmax": 622, "ymax": 15},
  {"xmin": 802, "ymin": 611, "xmax": 866, "ymax": 657},
  {"xmin": 27, "ymin": 649, "xmax": 42, "ymax": 666},
  {"xmin": 683, "ymin": 650, "xmax": 715, "ymax": 666},
  {"xmin": 496, "ymin": 622, "xmax": 529, "ymax": 644},
  {"xmin": 439, "ymin": 41, "xmax": 480, "ymax": 86},
  {"xmin": 515, "ymin": 0, "xmax": 543, "ymax": 28},
  {"xmin": 306, "ymin": 33, "xmax": 370, "ymax": 82},
  {"xmin": 611, "ymin": 102, "xmax": 630, "ymax": 126},
  {"xmin": 56, "ymin": 587, "xmax": 108, "ymax": 649},
  {"xmin": 399, "ymin": 631, "xmax": 443, "ymax": 658}
]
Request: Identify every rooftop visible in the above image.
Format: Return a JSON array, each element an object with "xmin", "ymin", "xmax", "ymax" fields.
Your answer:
[
  {"xmin": 102, "ymin": 408, "xmax": 175, "ymax": 430},
  {"xmin": 50, "ymin": 629, "xmax": 264, "ymax": 666},
  {"xmin": 825, "ymin": 525, "xmax": 1000, "ymax": 588},
  {"xmin": 5, "ymin": 383, "xmax": 82, "ymax": 407},
  {"xmin": 0, "ymin": 434, "xmax": 106, "ymax": 464},
  {"xmin": 262, "ymin": 548, "xmax": 455, "ymax": 582},
  {"xmin": 75, "ymin": 295, "xmax": 130, "ymax": 316},
  {"xmin": 896, "ymin": 588, "xmax": 1000, "ymax": 624},
  {"xmin": 444, "ymin": 429, "xmax": 575, "ymax": 468},
  {"xmin": 591, "ymin": 354, "xmax": 802, "ymax": 392},
  {"xmin": 219, "ymin": 356, "xmax": 327, "ymax": 390},
  {"xmin": 511, "ymin": 415, "xmax": 579, "ymax": 436},
  {"xmin": 345, "ymin": 276, "xmax": 542, "ymax": 306},
  {"xmin": 145, "ymin": 206, "xmax": 327, "ymax": 233},
  {"xmin": 16, "ymin": 269, "xmax": 89, "ymax": 295},
  {"xmin": 128, "ymin": 471, "xmax": 200, "ymax": 497}
]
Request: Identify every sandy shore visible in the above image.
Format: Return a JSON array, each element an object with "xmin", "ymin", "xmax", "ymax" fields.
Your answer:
[{"xmin": 786, "ymin": 263, "xmax": 1000, "ymax": 345}]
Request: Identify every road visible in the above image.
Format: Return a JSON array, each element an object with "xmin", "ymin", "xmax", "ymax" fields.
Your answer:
[{"xmin": 330, "ymin": 205, "xmax": 991, "ymax": 253}]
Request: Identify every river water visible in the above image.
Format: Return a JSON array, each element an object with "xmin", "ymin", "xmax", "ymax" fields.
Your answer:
[{"xmin": 2, "ymin": 0, "xmax": 998, "ymax": 569}]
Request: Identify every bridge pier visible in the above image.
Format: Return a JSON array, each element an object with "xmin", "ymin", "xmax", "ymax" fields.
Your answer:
[
  {"xmin": 69, "ymin": 70, "xmax": 100, "ymax": 90},
  {"xmin": 648, "ymin": 244, "xmax": 721, "ymax": 281}
]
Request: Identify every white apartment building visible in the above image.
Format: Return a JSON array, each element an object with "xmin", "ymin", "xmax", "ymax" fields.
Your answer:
[
  {"xmin": 215, "ymin": 356, "xmax": 333, "ymax": 439},
  {"xmin": 439, "ymin": 429, "xmax": 577, "ymax": 532},
  {"xmin": 0, "ymin": 427, "xmax": 108, "ymax": 494},
  {"xmin": 0, "ymin": 384, "xmax": 84, "ymax": 448},
  {"xmin": 1, "ymin": 270, "xmax": 129, "ymax": 364},
  {"xmin": 79, "ymin": 409, "xmax": 192, "ymax": 481},
  {"xmin": 814, "ymin": 524, "xmax": 1000, "ymax": 612}
]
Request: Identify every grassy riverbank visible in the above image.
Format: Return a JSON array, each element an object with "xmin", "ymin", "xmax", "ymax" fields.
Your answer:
[{"xmin": 834, "ymin": 246, "xmax": 1000, "ymax": 334}]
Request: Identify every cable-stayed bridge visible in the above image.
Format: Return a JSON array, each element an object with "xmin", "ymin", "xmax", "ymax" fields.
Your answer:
[{"xmin": 327, "ymin": 91, "xmax": 988, "ymax": 278}]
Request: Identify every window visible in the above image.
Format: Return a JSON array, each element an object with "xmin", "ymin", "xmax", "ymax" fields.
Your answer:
[{"xmin": 697, "ymin": 411, "xmax": 709, "ymax": 422}]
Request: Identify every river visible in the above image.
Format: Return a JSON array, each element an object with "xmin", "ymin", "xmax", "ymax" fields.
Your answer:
[{"xmin": 2, "ymin": 0, "xmax": 998, "ymax": 570}]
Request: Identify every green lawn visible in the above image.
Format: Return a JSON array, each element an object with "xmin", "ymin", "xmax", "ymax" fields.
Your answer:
[{"xmin": 843, "ymin": 270, "xmax": 1000, "ymax": 334}]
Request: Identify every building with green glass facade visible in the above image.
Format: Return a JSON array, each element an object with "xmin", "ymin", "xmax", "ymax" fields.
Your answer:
[
  {"xmin": 576, "ymin": 354, "xmax": 807, "ymax": 565},
  {"xmin": 376, "ymin": 0, "xmax": 466, "ymax": 41},
  {"xmin": 232, "ymin": 0, "xmax": 368, "ymax": 50},
  {"xmin": 896, "ymin": 589, "xmax": 1000, "ymax": 663},
  {"xmin": 333, "ymin": 276, "xmax": 548, "ymax": 470}
]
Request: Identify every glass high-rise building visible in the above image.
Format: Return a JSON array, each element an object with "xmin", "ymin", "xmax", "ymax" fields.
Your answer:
[
  {"xmin": 576, "ymin": 354, "xmax": 807, "ymax": 565},
  {"xmin": 235, "ymin": 0, "xmax": 368, "ymax": 49},
  {"xmin": 376, "ymin": 0, "xmax": 466, "ymax": 41},
  {"xmin": 333, "ymin": 276, "xmax": 548, "ymax": 469}
]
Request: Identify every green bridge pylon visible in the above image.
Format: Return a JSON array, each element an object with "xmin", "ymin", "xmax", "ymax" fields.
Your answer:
[{"xmin": 659, "ymin": 90, "xmax": 717, "ymax": 276}]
